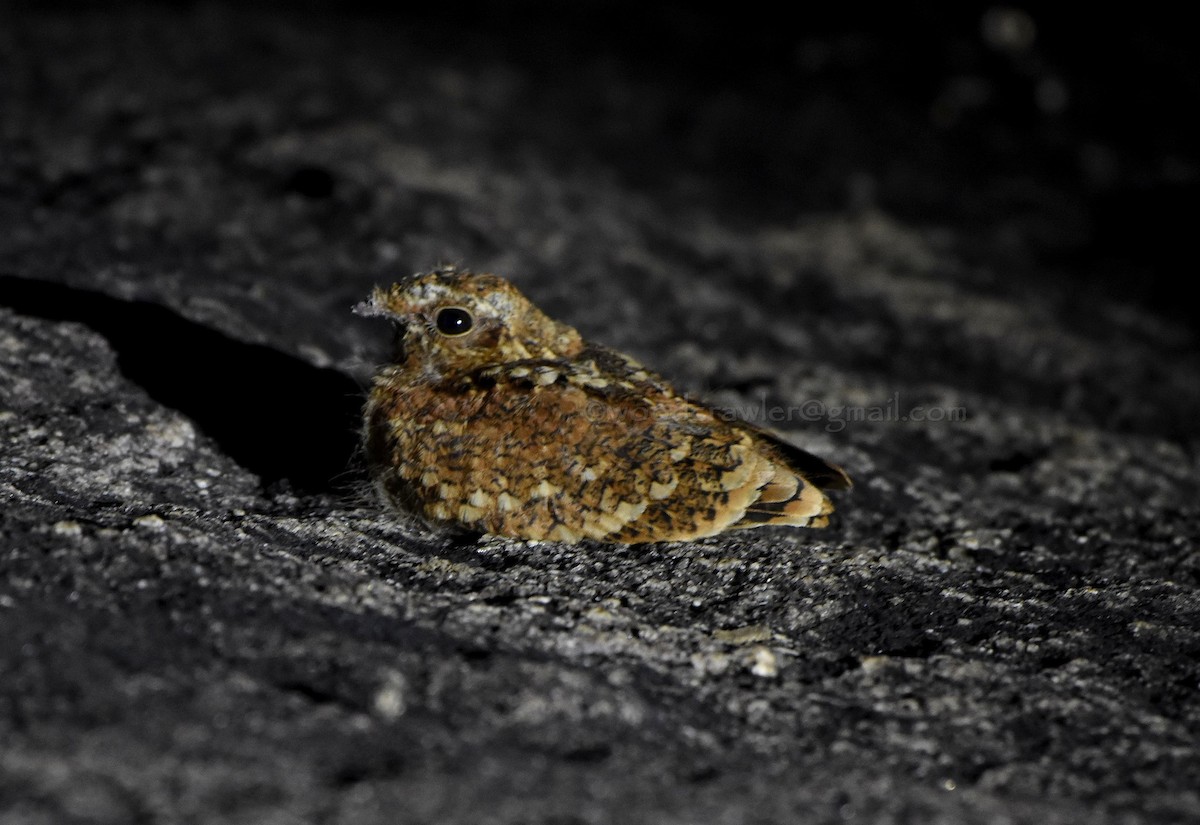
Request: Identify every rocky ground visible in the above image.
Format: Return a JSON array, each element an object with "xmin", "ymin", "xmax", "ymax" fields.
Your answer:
[{"xmin": 2, "ymin": 5, "xmax": 1199, "ymax": 824}]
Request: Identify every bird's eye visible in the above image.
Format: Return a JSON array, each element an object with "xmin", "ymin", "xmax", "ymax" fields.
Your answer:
[{"xmin": 434, "ymin": 306, "xmax": 474, "ymax": 336}]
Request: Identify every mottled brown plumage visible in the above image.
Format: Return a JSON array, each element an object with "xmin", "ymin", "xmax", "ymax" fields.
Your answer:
[{"xmin": 357, "ymin": 267, "xmax": 850, "ymax": 543}]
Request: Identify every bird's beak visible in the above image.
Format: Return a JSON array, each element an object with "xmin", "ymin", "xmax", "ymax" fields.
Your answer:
[
  {"xmin": 355, "ymin": 287, "xmax": 411, "ymax": 361},
  {"xmin": 353, "ymin": 285, "xmax": 390, "ymax": 319}
]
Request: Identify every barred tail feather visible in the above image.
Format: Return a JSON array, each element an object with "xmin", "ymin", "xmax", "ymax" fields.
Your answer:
[{"xmin": 733, "ymin": 466, "xmax": 835, "ymax": 530}]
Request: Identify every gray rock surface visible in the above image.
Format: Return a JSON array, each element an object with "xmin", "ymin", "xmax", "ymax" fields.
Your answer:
[{"xmin": 3, "ymin": 6, "xmax": 1199, "ymax": 824}]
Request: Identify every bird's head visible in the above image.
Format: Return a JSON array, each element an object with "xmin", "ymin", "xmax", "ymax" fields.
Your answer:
[{"xmin": 355, "ymin": 267, "xmax": 583, "ymax": 378}]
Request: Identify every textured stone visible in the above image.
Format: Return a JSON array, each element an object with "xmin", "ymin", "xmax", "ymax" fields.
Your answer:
[{"xmin": 2, "ymin": 6, "xmax": 1199, "ymax": 825}]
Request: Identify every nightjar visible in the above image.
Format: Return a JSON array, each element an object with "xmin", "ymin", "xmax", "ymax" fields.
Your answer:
[{"xmin": 357, "ymin": 267, "xmax": 850, "ymax": 543}]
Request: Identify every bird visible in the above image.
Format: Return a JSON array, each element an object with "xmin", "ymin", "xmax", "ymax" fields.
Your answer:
[{"xmin": 356, "ymin": 267, "xmax": 850, "ymax": 544}]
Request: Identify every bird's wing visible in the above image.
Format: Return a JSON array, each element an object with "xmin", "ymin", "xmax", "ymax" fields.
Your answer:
[{"xmin": 401, "ymin": 352, "xmax": 841, "ymax": 542}]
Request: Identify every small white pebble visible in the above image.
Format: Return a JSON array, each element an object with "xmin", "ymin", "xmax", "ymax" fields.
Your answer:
[
  {"xmin": 750, "ymin": 646, "xmax": 779, "ymax": 678},
  {"xmin": 372, "ymin": 671, "xmax": 408, "ymax": 721},
  {"xmin": 860, "ymin": 655, "xmax": 891, "ymax": 674},
  {"xmin": 52, "ymin": 520, "xmax": 82, "ymax": 537},
  {"xmin": 133, "ymin": 514, "xmax": 166, "ymax": 531}
]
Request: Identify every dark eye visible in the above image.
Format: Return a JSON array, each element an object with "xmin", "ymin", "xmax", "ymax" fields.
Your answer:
[{"xmin": 435, "ymin": 306, "xmax": 474, "ymax": 336}]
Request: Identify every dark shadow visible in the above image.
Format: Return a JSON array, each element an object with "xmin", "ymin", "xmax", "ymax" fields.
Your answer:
[{"xmin": 1, "ymin": 276, "xmax": 365, "ymax": 494}]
